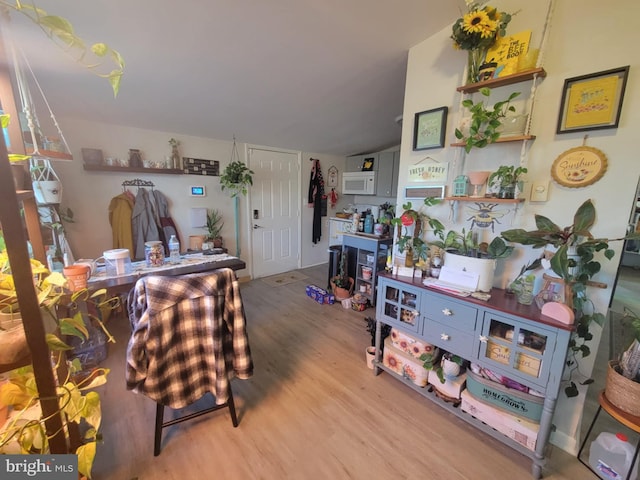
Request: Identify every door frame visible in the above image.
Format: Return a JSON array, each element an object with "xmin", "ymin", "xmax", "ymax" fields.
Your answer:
[{"xmin": 245, "ymin": 144, "xmax": 302, "ymax": 279}]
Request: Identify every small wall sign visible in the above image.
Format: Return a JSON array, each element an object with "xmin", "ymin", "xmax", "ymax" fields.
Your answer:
[
  {"xmin": 408, "ymin": 162, "xmax": 449, "ymax": 182},
  {"xmin": 550, "ymin": 146, "xmax": 608, "ymax": 188}
]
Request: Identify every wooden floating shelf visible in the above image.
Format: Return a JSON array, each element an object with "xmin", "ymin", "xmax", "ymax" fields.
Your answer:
[
  {"xmin": 26, "ymin": 148, "xmax": 73, "ymax": 161},
  {"xmin": 16, "ymin": 189, "xmax": 35, "ymax": 201},
  {"xmin": 457, "ymin": 68, "xmax": 547, "ymax": 94},
  {"xmin": 83, "ymin": 164, "xmax": 183, "ymax": 175},
  {"xmin": 451, "ymin": 135, "xmax": 536, "ymax": 147},
  {"xmin": 444, "ymin": 196, "xmax": 525, "ymax": 204}
]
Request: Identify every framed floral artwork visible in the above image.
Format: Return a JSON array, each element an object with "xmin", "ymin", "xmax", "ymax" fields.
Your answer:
[
  {"xmin": 556, "ymin": 66, "xmax": 629, "ymax": 134},
  {"xmin": 413, "ymin": 106, "xmax": 448, "ymax": 151}
]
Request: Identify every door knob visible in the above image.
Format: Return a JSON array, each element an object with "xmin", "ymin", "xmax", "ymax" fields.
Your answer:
[{"xmin": 253, "ymin": 224, "xmax": 264, "ymax": 229}]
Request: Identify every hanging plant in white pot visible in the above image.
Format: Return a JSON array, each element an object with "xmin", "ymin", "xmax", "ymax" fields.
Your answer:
[{"xmin": 30, "ymin": 156, "xmax": 62, "ymax": 205}]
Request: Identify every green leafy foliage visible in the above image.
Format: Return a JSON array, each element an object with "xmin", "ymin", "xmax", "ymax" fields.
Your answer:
[
  {"xmin": 502, "ymin": 199, "xmax": 640, "ymax": 396},
  {"xmin": 204, "ymin": 209, "xmax": 224, "ymax": 241},
  {"xmin": 454, "ymin": 88, "xmax": 521, "ymax": 153},
  {"xmin": 391, "ymin": 198, "xmax": 444, "ymax": 264},
  {"xmin": 220, "ymin": 160, "xmax": 254, "ymax": 197},
  {"xmin": 3, "ymin": 1, "xmax": 125, "ymax": 96},
  {"xmin": 488, "ymin": 165, "xmax": 528, "ymax": 190}
]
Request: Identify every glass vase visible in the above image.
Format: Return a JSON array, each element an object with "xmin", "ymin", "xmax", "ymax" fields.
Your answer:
[{"xmin": 466, "ymin": 47, "xmax": 488, "ymax": 85}]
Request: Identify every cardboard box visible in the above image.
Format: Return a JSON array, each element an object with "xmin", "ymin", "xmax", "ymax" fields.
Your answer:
[
  {"xmin": 389, "ymin": 327, "xmax": 439, "ymax": 360},
  {"xmin": 461, "ymin": 389, "xmax": 539, "ymax": 451},
  {"xmin": 430, "ymin": 371, "xmax": 467, "ymax": 400},
  {"xmin": 383, "ymin": 337, "xmax": 429, "ymax": 387},
  {"xmin": 465, "ymin": 370, "xmax": 543, "ymax": 422},
  {"xmin": 305, "ymin": 284, "xmax": 335, "ymax": 304}
]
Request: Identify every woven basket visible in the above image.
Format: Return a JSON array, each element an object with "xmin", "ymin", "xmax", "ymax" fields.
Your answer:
[{"xmin": 605, "ymin": 360, "xmax": 640, "ymax": 417}]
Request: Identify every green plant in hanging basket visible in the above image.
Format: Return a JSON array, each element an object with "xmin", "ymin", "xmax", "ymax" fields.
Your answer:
[{"xmin": 220, "ymin": 160, "xmax": 254, "ymax": 197}]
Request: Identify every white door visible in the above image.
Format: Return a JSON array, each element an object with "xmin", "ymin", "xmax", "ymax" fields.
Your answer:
[{"xmin": 248, "ymin": 147, "xmax": 300, "ymax": 278}]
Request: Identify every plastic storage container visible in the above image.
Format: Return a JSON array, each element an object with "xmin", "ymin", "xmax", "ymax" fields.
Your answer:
[
  {"xmin": 169, "ymin": 235, "xmax": 180, "ymax": 263},
  {"xmin": 589, "ymin": 432, "xmax": 638, "ymax": 480},
  {"xmin": 103, "ymin": 248, "xmax": 132, "ymax": 276}
]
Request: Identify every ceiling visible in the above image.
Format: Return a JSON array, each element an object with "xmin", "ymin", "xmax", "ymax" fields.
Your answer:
[{"xmin": 3, "ymin": 0, "xmax": 461, "ymax": 156}]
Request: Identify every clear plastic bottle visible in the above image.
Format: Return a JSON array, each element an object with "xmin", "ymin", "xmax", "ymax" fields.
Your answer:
[
  {"xmin": 168, "ymin": 235, "xmax": 180, "ymax": 263},
  {"xmin": 589, "ymin": 432, "xmax": 638, "ymax": 480}
]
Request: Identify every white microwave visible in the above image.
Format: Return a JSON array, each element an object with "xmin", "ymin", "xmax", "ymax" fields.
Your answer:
[{"xmin": 342, "ymin": 171, "xmax": 376, "ymax": 195}]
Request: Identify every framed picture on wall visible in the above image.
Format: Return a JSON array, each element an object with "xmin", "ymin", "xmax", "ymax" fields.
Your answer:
[
  {"xmin": 413, "ymin": 106, "xmax": 448, "ymax": 150},
  {"xmin": 556, "ymin": 66, "xmax": 630, "ymax": 134}
]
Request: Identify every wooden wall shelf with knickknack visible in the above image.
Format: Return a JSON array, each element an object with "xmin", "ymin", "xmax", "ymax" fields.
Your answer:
[
  {"xmin": 457, "ymin": 68, "xmax": 547, "ymax": 94},
  {"xmin": 450, "ymin": 135, "xmax": 536, "ymax": 147},
  {"xmin": 25, "ymin": 148, "xmax": 73, "ymax": 161},
  {"xmin": 444, "ymin": 196, "xmax": 524, "ymax": 204},
  {"xmin": 83, "ymin": 164, "xmax": 183, "ymax": 175}
]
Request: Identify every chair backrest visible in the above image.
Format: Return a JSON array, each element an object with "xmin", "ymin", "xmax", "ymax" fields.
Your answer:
[{"xmin": 126, "ymin": 268, "xmax": 253, "ymax": 409}]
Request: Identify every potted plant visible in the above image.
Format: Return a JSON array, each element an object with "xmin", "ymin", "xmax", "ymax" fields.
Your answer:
[
  {"xmin": 604, "ymin": 306, "xmax": 640, "ymax": 416},
  {"xmin": 488, "ymin": 165, "xmax": 528, "ymax": 199},
  {"xmin": 428, "ymin": 228, "xmax": 514, "ymax": 292},
  {"xmin": 330, "ymin": 251, "xmax": 354, "ymax": 300},
  {"xmin": 0, "ymin": 247, "xmax": 118, "ymax": 477},
  {"xmin": 454, "ymin": 87, "xmax": 521, "ymax": 153},
  {"xmin": 29, "ymin": 157, "xmax": 62, "ymax": 205},
  {"xmin": 364, "ymin": 316, "xmax": 391, "ymax": 369},
  {"xmin": 220, "ymin": 160, "xmax": 254, "ymax": 197},
  {"xmin": 441, "ymin": 352, "xmax": 465, "ymax": 380},
  {"xmin": 391, "ymin": 198, "xmax": 444, "ymax": 267},
  {"xmin": 204, "ymin": 209, "xmax": 224, "ymax": 248},
  {"xmin": 168, "ymin": 138, "xmax": 181, "ymax": 169},
  {"xmin": 501, "ymin": 199, "xmax": 640, "ymax": 397},
  {"xmin": 376, "ymin": 202, "xmax": 396, "ymax": 236}
]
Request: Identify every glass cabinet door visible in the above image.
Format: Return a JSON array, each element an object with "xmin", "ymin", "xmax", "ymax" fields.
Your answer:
[
  {"xmin": 376, "ymin": 279, "xmax": 421, "ymax": 334},
  {"xmin": 478, "ymin": 312, "xmax": 556, "ymax": 389}
]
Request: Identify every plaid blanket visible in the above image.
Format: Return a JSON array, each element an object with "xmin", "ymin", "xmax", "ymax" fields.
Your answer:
[{"xmin": 126, "ymin": 268, "xmax": 253, "ymax": 408}]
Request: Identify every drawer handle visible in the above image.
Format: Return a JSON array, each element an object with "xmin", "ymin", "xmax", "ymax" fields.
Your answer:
[
  {"xmin": 479, "ymin": 335, "xmax": 488, "ymax": 343},
  {"xmin": 442, "ymin": 308, "xmax": 452, "ymax": 316},
  {"xmin": 440, "ymin": 333, "xmax": 450, "ymax": 341}
]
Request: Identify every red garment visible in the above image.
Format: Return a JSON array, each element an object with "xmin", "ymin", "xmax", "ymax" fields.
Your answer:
[{"xmin": 329, "ymin": 188, "xmax": 338, "ymax": 209}]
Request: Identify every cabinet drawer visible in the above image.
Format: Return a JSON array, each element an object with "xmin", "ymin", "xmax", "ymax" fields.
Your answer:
[
  {"xmin": 422, "ymin": 319, "xmax": 475, "ymax": 358},
  {"xmin": 422, "ymin": 291, "xmax": 478, "ymax": 331}
]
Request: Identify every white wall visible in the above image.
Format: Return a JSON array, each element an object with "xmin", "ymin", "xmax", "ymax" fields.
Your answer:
[
  {"xmin": 53, "ymin": 118, "xmax": 348, "ymax": 277},
  {"xmin": 401, "ymin": 0, "xmax": 640, "ymax": 453}
]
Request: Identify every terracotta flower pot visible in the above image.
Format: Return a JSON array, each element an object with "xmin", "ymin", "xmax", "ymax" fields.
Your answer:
[{"xmin": 330, "ymin": 276, "xmax": 354, "ymax": 301}]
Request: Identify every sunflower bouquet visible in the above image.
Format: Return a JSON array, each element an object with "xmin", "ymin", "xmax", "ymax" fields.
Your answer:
[
  {"xmin": 451, "ymin": 2, "xmax": 514, "ymax": 84},
  {"xmin": 451, "ymin": 1, "xmax": 512, "ymax": 51}
]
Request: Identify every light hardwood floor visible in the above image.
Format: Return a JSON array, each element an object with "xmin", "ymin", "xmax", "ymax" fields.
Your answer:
[{"xmin": 92, "ymin": 265, "xmax": 591, "ymax": 479}]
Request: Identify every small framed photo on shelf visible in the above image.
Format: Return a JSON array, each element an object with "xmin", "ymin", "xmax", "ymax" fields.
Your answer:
[
  {"xmin": 556, "ymin": 65, "xmax": 629, "ymax": 134},
  {"xmin": 413, "ymin": 106, "xmax": 448, "ymax": 151}
]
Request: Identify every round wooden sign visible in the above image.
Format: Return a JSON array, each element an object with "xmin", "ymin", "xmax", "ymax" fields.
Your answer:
[{"xmin": 550, "ymin": 146, "xmax": 608, "ymax": 188}]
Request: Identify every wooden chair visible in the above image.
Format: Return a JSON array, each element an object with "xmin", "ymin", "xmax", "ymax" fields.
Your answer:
[
  {"xmin": 154, "ymin": 390, "xmax": 238, "ymax": 456},
  {"xmin": 126, "ymin": 270, "xmax": 252, "ymax": 456}
]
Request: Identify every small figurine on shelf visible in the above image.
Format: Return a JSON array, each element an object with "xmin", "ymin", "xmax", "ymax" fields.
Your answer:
[
  {"xmin": 129, "ymin": 149, "xmax": 143, "ymax": 168},
  {"xmin": 169, "ymin": 138, "xmax": 181, "ymax": 169}
]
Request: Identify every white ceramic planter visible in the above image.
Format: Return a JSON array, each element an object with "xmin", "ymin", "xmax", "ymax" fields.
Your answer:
[
  {"xmin": 443, "ymin": 251, "xmax": 496, "ymax": 292},
  {"xmin": 442, "ymin": 358, "xmax": 461, "ymax": 379},
  {"xmin": 32, "ymin": 180, "xmax": 62, "ymax": 205}
]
